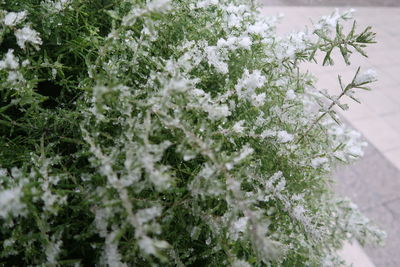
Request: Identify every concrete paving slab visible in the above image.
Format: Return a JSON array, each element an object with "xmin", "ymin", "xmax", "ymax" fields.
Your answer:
[
  {"xmin": 350, "ymin": 116, "xmax": 400, "ymax": 153},
  {"xmin": 335, "ymin": 137, "xmax": 400, "ymax": 266},
  {"xmin": 260, "ymin": 5, "xmax": 400, "ymax": 266},
  {"xmin": 384, "ymin": 149, "xmax": 400, "ymax": 170},
  {"xmin": 338, "ymin": 241, "xmax": 376, "ymax": 267},
  {"xmin": 261, "ymin": 5, "xmax": 400, "ymax": 161},
  {"xmin": 334, "ymin": 144, "xmax": 400, "ymax": 211},
  {"xmin": 263, "ymin": 0, "xmax": 400, "ymax": 6},
  {"xmin": 363, "ymin": 202, "xmax": 400, "ymax": 267}
]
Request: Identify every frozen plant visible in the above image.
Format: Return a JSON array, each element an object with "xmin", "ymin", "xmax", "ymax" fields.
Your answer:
[{"xmin": 0, "ymin": 1, "xmax": 384, "ymax": 266}]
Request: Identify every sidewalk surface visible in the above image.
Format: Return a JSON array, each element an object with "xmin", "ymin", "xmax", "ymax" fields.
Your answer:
[
  {"xmin": 260, "ymin": 5, "xmax": 400, "ymax": 267},
  {"xmin": 265, "ymin": 0, "xmax": 400, "ymax": 6}
]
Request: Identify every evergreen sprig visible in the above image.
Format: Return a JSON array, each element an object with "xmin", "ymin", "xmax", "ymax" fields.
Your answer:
[{"xmin": 0, "ymin": 1, "xmax": 384, "ymax": 266}]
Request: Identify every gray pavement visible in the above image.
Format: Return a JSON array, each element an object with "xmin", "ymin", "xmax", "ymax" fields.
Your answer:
[
  {"xmin": 264, "ymin": 0, "xmax": 400, "ymax": 6},
  {"xmin": 335, "ymin": 142, "xmax": 400, "ymax": 267},
  {"xmin": 260, "ymin": 4, "xmax": 400, "ymax": 266}
]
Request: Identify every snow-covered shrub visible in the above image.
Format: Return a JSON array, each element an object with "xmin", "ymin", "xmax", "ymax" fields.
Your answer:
[{"xmin": 0, "ymin": 0, "xmax": 384, "ymax": 266}]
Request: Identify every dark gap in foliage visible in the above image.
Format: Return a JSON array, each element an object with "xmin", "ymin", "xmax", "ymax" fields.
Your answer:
[
  {"xmin": 0, "ymin": 35, "xmax": 17, "ymax": 55},
  {"xmin": 0, "ymin": 255, "xmax": 25, "ymax": 266},
  {"xmin": 36, "ymin": 80, "xmax": 62, "ymax": 109},
  {"xmin": 61, "ymin": 223, "xmax": 103, "ymax": 265},
  {"xmin": 188, "ymin": 258, "xmax": 211, "ymax": 267},
  {"xmin": 57, "ymin": 139, "xmax": 79, "ymax": 157},
  {"xmin": 0, "ymin": 103, "xmax": 25, "ymax": 138}
]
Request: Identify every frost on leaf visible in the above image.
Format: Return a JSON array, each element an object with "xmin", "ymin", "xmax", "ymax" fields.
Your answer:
[{"xmin": 15, "ymin": 25, "xmax": 42, "ymax": 50}]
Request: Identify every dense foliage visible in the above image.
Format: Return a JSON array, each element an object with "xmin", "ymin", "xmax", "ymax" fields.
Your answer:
[{"xmin": 0, "ymin": 0, "xmax": 384, "ymax": 266}]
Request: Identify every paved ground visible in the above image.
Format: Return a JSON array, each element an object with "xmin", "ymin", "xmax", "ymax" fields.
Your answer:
[
  {"xmin": 335, "ymin": 144, "xmax": 400, "ymax": 267},
  {"xmin": 264, "ymin": 0, "xmax": 400, "ymax": 6},
  {"xmin": 260, "ymin": 6, "xmax": 400, "ymax": 267},
  {"xmin": 260, "ymin": 6, "xmax": 400, "ymax": 176}
]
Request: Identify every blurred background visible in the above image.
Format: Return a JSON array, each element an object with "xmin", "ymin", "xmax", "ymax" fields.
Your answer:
[
  {"xmin": 260, "ymin": 1, "xmax": 400, "ymax": 266},
  {"xmin": 266, "ymin": 0, "xmax": 400, "ymax": 6}
]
